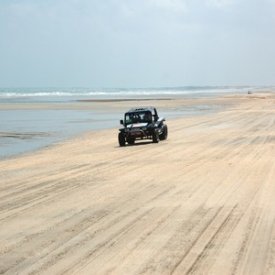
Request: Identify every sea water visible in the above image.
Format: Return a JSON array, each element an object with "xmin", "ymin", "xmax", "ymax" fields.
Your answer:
[
  {"xmin": 0, "ymin": 86, "xmax": 264, "ymax": 102},
  {"xmin": 0, "ymin": 86, "xmax": 268, "ymax": 158}
]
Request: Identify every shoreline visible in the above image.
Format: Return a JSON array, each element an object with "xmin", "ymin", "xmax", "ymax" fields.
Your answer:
[
  {"xmin": 1, "ymin": 91, "xmax": 273, "ymax": 160},
  {"xmin": 0, "ymin": 95, "xmax": 234, "ymax": 159},
  {"xmin": 0, "ymin": 91, "xmax": 272, "ymax": 160}
]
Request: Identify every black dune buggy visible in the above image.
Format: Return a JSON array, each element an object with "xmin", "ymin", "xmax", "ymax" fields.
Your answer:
[{"xmin": 118, "ymin": 107, "xmax": 168, "ymax": 146}]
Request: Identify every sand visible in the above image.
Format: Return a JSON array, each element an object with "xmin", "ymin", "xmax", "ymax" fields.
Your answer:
[{"xmin": 1, "ymin": 93, "xmax": 275, "ymax": 274}]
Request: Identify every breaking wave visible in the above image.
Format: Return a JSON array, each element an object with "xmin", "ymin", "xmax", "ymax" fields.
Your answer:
[{"xmin": 0, "ymin": 86, "xmax": 265, "ymax": 98}]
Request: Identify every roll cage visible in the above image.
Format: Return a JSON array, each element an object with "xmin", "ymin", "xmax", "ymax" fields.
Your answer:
[{"xmin": 124, "ymin": 107, "xmax": 159, "ymax": 125}]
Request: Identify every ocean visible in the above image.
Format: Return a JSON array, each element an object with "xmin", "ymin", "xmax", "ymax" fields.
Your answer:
[
  {"xmin": 0, "ymin": 86, "xmax": 270, "ymax": 158},
  {"xmin": 0, "ymin": 86, "xmax": 264, "ymax": 103}
]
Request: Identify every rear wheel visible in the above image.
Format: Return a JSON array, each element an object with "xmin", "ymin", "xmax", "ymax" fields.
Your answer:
[
  {"xmin": 118, "ymin": 132, "xmax": 125, "ymax": 146},
  {"xmin": 152, "ymin": 129, "xmax": 159, "ymax": 143},
  {"xmin": 159, "ymin": 125, "xmax": 168, "ymax": 140}
]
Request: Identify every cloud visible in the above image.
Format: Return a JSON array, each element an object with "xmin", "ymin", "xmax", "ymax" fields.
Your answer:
[
  {"xmin": 205, "ymin": 0, "xmax": 234, "ymax": 8},
  {"xmin": 148, "ymin": 0, "xmax": 187, "ymax": 13},
  {"xmin": 1, "ymin": 0, "xmax": 275, "ymax": 87}
]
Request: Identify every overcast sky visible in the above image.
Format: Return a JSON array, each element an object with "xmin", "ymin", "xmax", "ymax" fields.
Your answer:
[{"xmin": 0, "ymin": 0, "xmax": 275, "ymax": 87}]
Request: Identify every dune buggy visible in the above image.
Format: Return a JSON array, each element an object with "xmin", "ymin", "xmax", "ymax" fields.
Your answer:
[{"xmin": 118, "ymin": 107, "xmax": 168, "ymax": 146}]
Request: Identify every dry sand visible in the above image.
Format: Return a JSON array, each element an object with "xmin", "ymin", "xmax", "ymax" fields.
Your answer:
[{"xmin": 1, "ymin": 93, "xmax": 275, "ymax": 274}]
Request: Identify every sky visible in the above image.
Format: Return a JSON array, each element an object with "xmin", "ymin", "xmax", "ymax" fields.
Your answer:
[{"xmin": 0, "ymin": 0, "xmax": 275, "ymax": 88}]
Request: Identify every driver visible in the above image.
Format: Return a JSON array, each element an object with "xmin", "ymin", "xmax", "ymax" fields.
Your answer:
[{"xmin": 144, "ymin": 112, "xmax": 152, "ymax": 122}]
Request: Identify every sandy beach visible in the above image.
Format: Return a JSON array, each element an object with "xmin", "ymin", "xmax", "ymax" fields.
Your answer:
[{"xmin": 1, "ymin": 92, "xmax": 275, "ymax": 274}]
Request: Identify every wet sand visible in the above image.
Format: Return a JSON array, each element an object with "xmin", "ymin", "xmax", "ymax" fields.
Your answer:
[
  {"xmin": 1, "ymin": 93, "xmax": 275, "ymax": 274},
  {"xmin": 0, "ymin": 97, "xmax": 226, "ymax": 158}
]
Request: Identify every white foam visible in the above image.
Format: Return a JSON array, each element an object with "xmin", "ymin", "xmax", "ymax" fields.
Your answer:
[{"xmin": 0, "ymin": 86, "xmax": 272, "ymax": 98}]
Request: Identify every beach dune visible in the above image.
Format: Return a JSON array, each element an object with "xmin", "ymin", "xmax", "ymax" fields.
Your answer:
[{"xmin": 1, "ymin": 93, "xmax": 275, "ymax": 274}]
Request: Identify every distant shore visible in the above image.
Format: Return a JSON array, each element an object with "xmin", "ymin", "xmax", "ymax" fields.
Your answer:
[{"xmin": 77, "ymin": 98, "xmax": 174, "ymax": 102}]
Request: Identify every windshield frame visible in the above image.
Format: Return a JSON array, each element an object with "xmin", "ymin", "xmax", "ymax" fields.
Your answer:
[{"xmin": 124, "ymin": 111, "xmax": 152, "ymax": 125}]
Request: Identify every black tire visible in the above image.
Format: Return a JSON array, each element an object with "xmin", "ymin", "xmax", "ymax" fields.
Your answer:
[
  {"xmin": 152, "ymin": 129, "xmax": 159, "ymax": 143},
  {"xmin": 118, "ymin": 132, "xmax": 125, "ymax": 146},
  {"xmin": 159, "ymin": 125, "xmax": 168, "ymax": 140},
  {"xmin": 127, "ymin": 137, "xmax": 135, "ymax": 145}
]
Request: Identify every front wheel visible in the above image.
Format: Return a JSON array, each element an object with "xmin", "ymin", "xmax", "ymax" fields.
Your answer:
[
  {"xmin": 127, "ymin": 137, "xmax": 135, "ymax": 145},
  {"xmin": 118, "ymin": 132, "xmax": 125, "ymax": 146},
  {"xmin": 159, "ymin": 125, "xmax": 168, "ymax": 140},
  {"xmin": 152, "ymin": 129, "xmax": 159, "ymax": 143}
]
